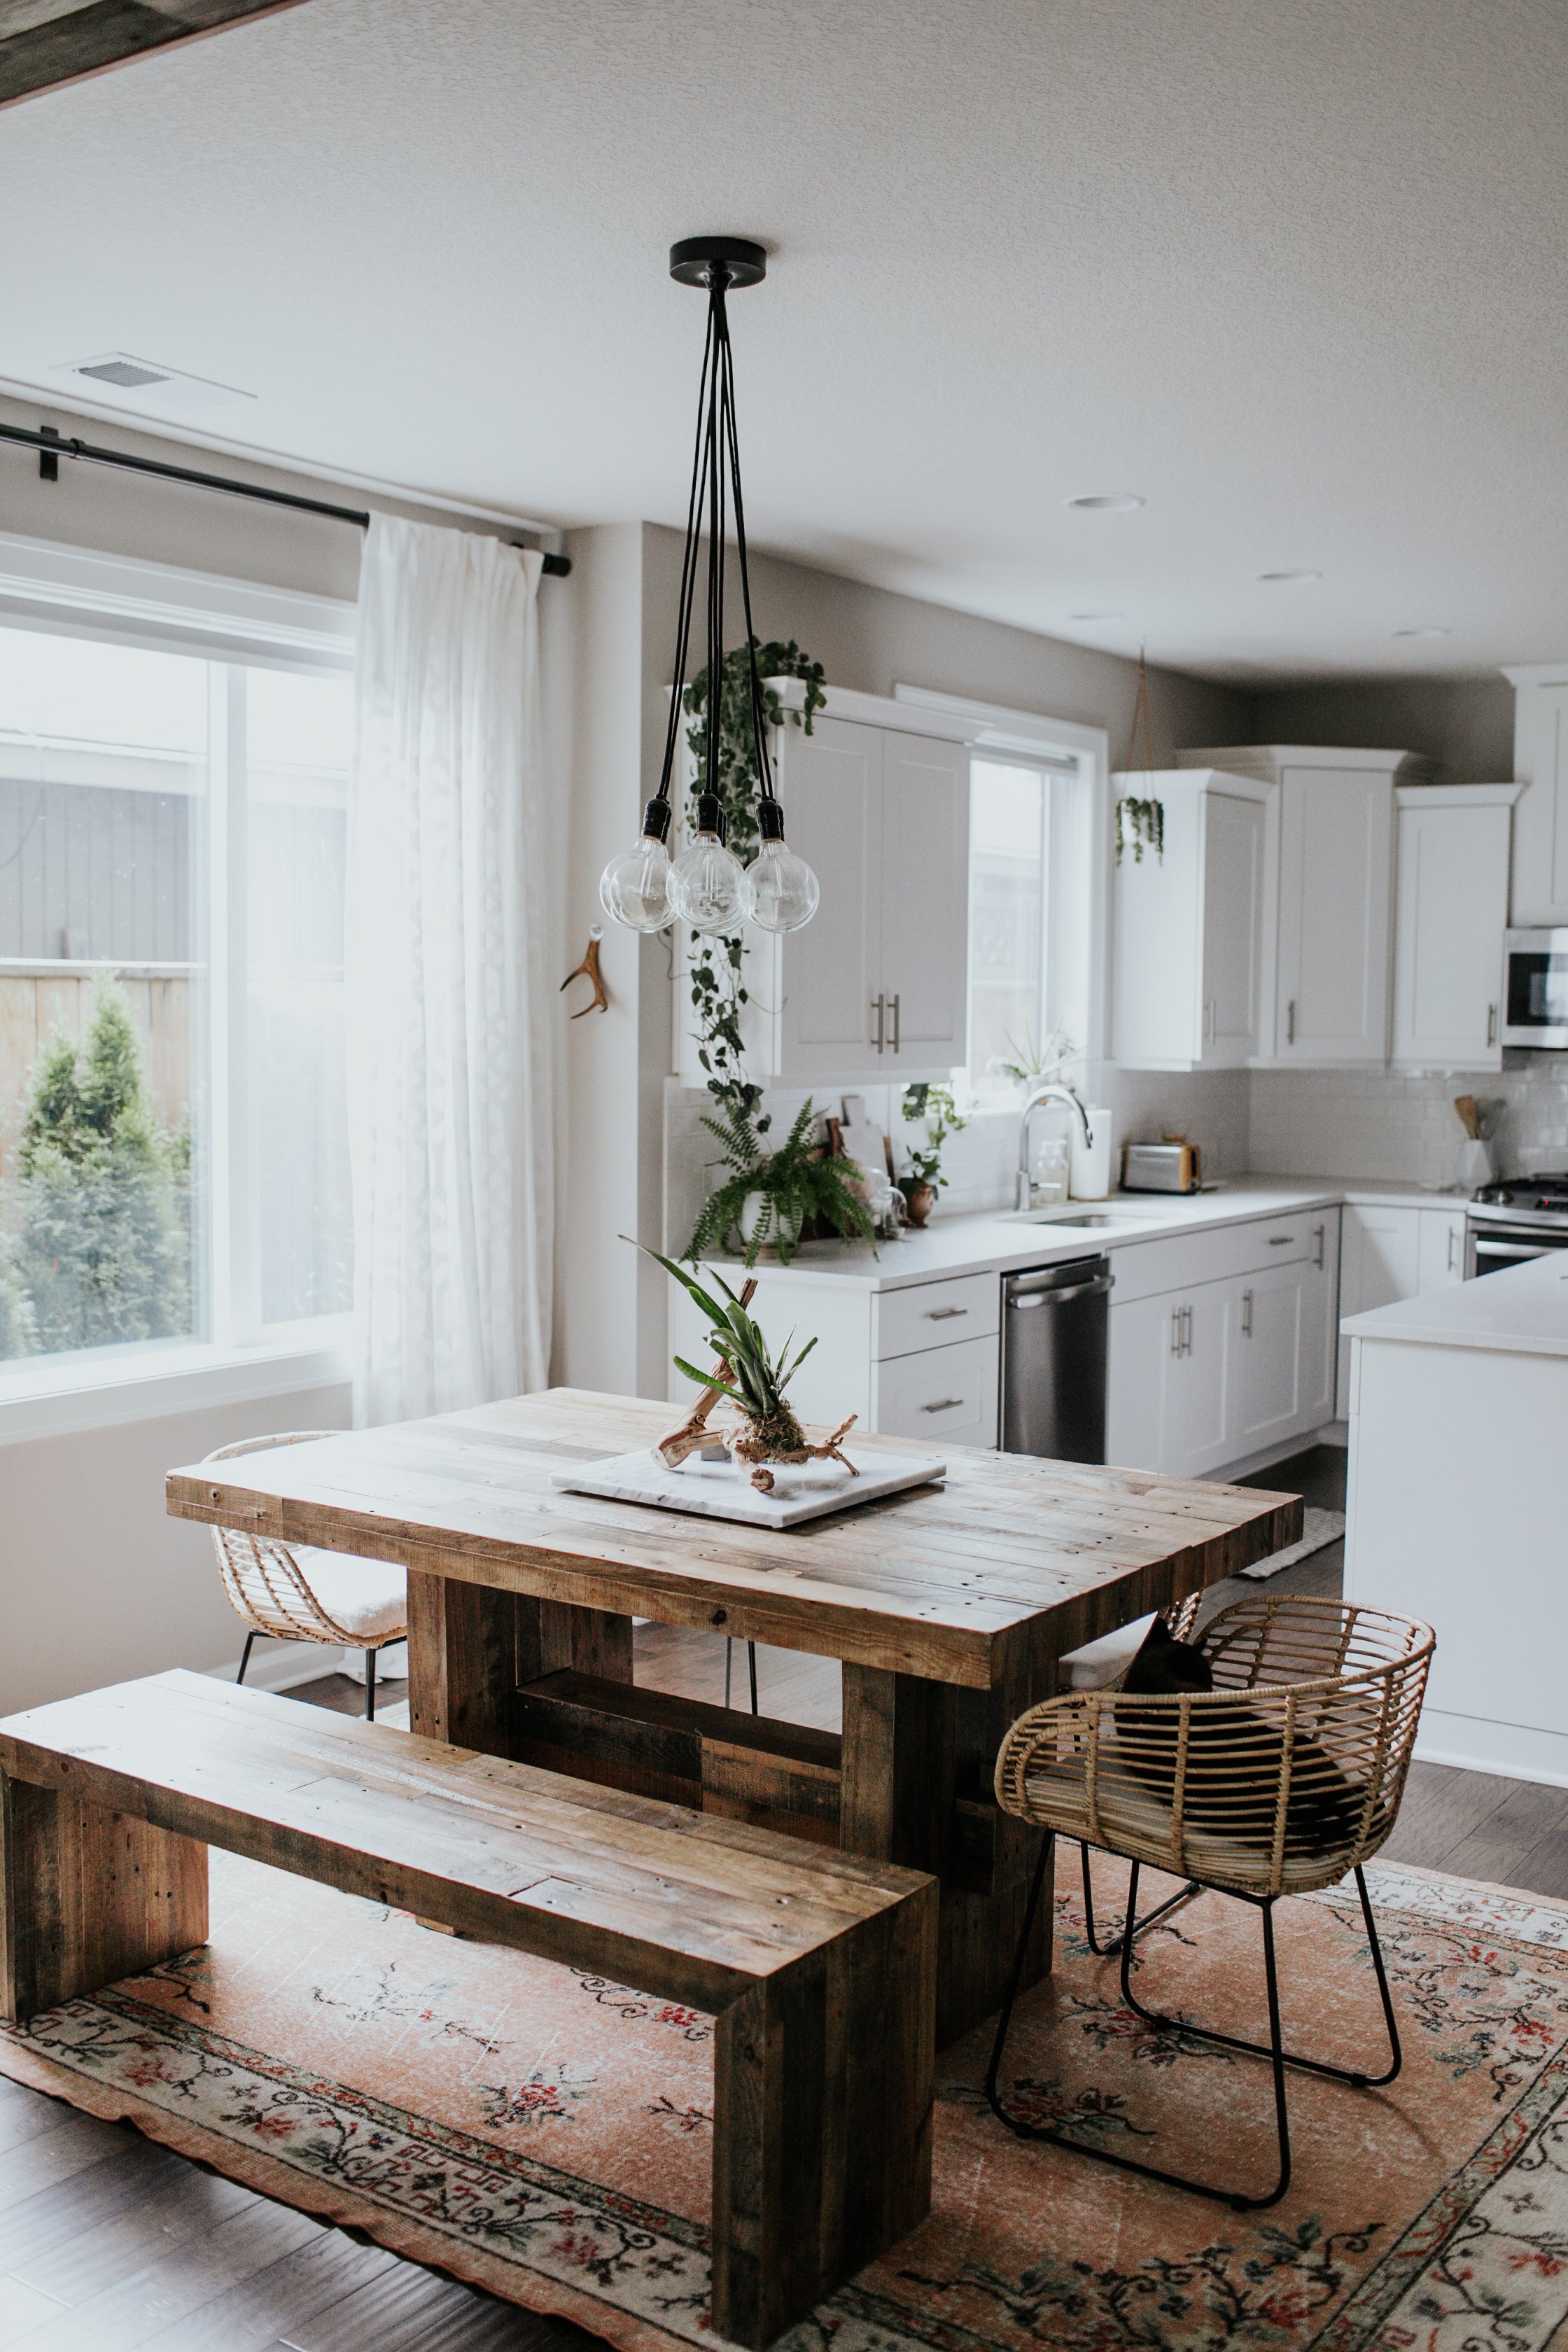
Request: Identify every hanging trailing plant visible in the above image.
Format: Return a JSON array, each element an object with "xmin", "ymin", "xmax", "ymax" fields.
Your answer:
[
  {"xmin": 1114, "ymin": 795, "xmax": 1165, "ymax": 864},
  {"xmin": 682, "ymin": 638, "xmax": 827, "ymax": 1126},
  {"xmin": 1114, "ymin": 648, "xmax": 1166, "ymax": 866}
]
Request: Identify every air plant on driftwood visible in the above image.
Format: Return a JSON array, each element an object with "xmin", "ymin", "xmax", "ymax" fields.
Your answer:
[{"xmin": 631, "ymin": 1240, "xmax": 858, "ymax": 1492}]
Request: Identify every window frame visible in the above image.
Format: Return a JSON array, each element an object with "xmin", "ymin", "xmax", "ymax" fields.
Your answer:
[
  {"xmin": 0, "ymin": 532, "xmax": 356, "ymax": 1441},
  {"xmin": 893, "ymin": 684, "xmax": 1111, "ymax": 1089}
]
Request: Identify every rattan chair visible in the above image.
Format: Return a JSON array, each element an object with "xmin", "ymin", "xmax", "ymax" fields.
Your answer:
[
  {"xmin": 988, "ymin": 1592, "xmax": 1434, "ymax": 2211},
  {"xmin": 202, "ymin": 1433, "xmax": 407, "ymax": 1721}
]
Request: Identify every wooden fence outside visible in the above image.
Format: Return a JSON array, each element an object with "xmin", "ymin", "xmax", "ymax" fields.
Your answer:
[{"xmin": 0, "ymin": 963, "xmax": 193, "ymax": 1180}]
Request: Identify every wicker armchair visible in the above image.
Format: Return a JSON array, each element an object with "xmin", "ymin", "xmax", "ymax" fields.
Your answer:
[
  {"xmin": 203, "ymin": 1433, "xmax": 407, "ymax": 1721},
  {"xmin": 988, "ymin": 1592, "xmax": 1434, "ymax": 2211}
]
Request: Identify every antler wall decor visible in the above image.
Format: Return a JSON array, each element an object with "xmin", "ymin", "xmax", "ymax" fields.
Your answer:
[{"xmin": 561, "ymin": 927, "xmax": 610, "ymax": 1018}]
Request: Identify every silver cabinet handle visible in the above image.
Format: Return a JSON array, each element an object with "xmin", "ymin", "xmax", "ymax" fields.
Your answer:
[
  {"xmin": 1448, "ymin": 1223, "xmax": 1458, "ymax": 1273},
  {"xmin": 1287, "ymin": 998, "xmax": 1296, "ymax": 1046},
  {"xmin": 919, "ymin": 1396, "xmax": 965, "ymax": 1413},
  {"xmin": 1488, "ymin": 1002, "xmax": 1498, "ymax": 1046},
  {"xmin": 1311, "ymin": 1222, "xmax": 1325, "ymax": 1268},
  {"xmin": 890, "ymin": 992, "xmax": 901, "ymax": 1053},
  {"xmin": 1241, "ymin": 1287, "xmax": 1254, "ymax": 1336},
  {"xmin": 925, "ymin": 1305, "xmax": 968, "ymax": 1320},
  {"xmin": 1183, "ymin": 1303, "xmax": 1193, "ymax": 1354},
  {"xmin": 1170, "ymin": 1307, "xmax": 1183, "ymax": 1356},
  {"xmin": 871, "ymin": 993, "xmax": 885, "ymax": 1051}
]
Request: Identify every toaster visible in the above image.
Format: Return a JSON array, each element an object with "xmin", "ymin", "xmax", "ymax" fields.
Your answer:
[{"xmin": 1121, "ymin": 1141, "xmax": 1203, "ymax": 1194}]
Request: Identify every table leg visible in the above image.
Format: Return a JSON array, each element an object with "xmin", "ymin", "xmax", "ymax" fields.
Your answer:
[
  {"xmin": 407, "ymin": 1572, "xmax": 633, "ymax": 1758},
  {"xmin": 841, "ymin": 1661, "xmax": 1051, "ymax": 2048}
]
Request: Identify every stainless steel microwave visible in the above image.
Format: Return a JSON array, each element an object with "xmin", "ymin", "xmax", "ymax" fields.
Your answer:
[{"xmin": 1502, "ymin": 929, "xmax": 1568, "ymax": 1049}]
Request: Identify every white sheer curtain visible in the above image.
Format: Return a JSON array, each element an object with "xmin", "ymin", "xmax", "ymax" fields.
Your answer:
[{"xmin": 346, "ymin": 514, "xmax": 552, "ymax": 1424}]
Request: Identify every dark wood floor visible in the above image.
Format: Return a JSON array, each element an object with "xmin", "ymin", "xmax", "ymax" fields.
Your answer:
[{"xmin": 4, "ymin": 1446, "xmax": 1562, "ymax": 2346}]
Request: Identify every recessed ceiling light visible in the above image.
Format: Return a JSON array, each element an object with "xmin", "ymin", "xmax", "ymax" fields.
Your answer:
[
  {"xmin": 1393, "ymin": 626, "xmax": 1450, "ymax": 639},
  {"xmin": 1066, "ymin": 493, "xmax": 1144, "ymax": 512},
  {"xmin": 1070, "ymin": 610, "xmax": 1126, "ymax": 622},
  {"xmin": 1256, "ymin": 569, "xmax": 1322, "ymax": 584}
]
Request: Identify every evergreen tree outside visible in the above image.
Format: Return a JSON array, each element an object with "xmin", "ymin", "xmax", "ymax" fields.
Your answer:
[{"xmin": 6, "ymin": 983, "xmax": 192, "ymax": 1357}]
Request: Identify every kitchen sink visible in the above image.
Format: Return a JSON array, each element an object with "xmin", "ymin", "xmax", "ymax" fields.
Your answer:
[{"xmin": 1002, "ymin": 1206, "xmax": 1166, "ymax": 1227}]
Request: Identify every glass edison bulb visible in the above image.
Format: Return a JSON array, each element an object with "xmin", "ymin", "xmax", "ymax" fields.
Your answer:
[
  {"xmin": 599, "ymin": 800, "xmax": 675, "ymax": 932},
  {"xmin": 742, "ymin": 802, "xmax": 819, "ymax": 933},
  {"xmin": 669, "ymin": 794, "xmax": 747, "ymax": 934},
  {"xmin": 744, "ymin": 837, "xmax": 820, "ymax": 932}
]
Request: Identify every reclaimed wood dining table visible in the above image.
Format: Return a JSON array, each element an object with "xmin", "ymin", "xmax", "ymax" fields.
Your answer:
[{"xmin": 167, "ymin": 1387, "xmax": 1301, "ymax": 2045}]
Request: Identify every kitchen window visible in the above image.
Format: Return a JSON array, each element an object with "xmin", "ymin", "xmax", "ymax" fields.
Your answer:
[
  {"xmin": 0, "ymin": 568, "xmax": 355, "ymax": 1406},
  {"xmin": 962, "ymin": 736, "xmax": 1098, "ymax": 1101}
]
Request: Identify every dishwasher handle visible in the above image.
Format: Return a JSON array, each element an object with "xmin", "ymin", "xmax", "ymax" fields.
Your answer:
[{"xmin": 1008, "ymin": 1273, "xmax": 1114, "ymax": 1310}]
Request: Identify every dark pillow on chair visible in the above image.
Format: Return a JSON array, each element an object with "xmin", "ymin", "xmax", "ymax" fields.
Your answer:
[
  {"xmin": 1114, "ymin": 1614, "xmax": 1364, "ymax": 1852},
  {"xmin": 1121, "ymin": 1614, "xmax": 1214, "ymax": 1695}
]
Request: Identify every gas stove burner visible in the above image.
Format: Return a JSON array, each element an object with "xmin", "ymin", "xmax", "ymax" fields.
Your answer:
[{"xmin": 1472, "ymin": 1172, "xmax": 1568, "ymax": 1211}]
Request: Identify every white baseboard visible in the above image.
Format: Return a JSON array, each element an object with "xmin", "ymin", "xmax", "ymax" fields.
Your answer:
[
  {"xmin": 1203, "ymin": 1424, "xmax": 1339, "ymax": 1485},
  {"xmin": 1414, "ymin": 1709, "xmax": 1568, "ymax": 1791}
]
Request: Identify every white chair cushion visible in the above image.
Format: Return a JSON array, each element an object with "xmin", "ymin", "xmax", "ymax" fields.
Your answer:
[
  {"xmin": 1058, "ymin": 1612, "xmax": 1156, "ymax": 1689},
  {"xmin": 286, "ymin": 1546, "xmax": 407, "ymax": 1642}
]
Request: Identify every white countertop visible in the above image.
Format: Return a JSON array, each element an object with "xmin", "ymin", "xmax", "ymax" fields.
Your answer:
[
  {"xmin": 1343, "ymin": 1248, "xmax": 1568, "ymax": 1359},
  {"xmin": 699, "ymin": 1175, "xmax": 1467, "ymax": 1295}
]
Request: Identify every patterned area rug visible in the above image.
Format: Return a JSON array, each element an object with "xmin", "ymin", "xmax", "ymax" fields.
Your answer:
[{"xmin": 5, "ymin": 1844, "xmax": 1568, "ymax": 2352}]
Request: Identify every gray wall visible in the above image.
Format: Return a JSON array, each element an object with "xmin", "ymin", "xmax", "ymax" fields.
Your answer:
[{"xmin": 1250, "ymin": 676, "xmax": 1515, "ymax": 784}]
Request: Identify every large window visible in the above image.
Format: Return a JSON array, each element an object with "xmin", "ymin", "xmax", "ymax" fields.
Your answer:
[
  {"xmin": 0, "ymin": 618, "xmax": 353, "ymax": 1372},
  {"xmin": 967, "ymin": 758, "xmax": 1051, "ymax": 1084}
]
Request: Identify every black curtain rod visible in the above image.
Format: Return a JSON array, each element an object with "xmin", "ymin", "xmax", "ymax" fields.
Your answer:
[{"xmin": 0, "ymin": 422, "xmax": 571, "ymax": 576}]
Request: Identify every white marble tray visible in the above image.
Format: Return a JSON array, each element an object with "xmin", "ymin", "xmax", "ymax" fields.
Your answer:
[{"xmin": 550, "ymin": 1446, "xmax": 946, "ymax": 1530}]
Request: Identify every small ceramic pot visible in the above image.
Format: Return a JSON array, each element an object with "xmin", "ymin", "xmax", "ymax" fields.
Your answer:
[
  {"xmin": 738, "ymin": 1191, "xmax": 803, "ymax": 1254},
  {"xmin": 902, "ymin": 1180, "xmax": 937, "ymax": 1228}
]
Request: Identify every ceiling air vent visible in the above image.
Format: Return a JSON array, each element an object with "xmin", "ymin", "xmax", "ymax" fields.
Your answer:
[
  {"xmin": 55, "ymin": 354, "xmax": 256, "ymax": 413},
  {"xmin": 77, "ymin": 358, "xmax": 171, "ymax": 389}
]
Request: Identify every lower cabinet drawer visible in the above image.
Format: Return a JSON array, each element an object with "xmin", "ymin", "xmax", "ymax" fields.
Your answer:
[{"xmin": 872, "ymin": 1334, "xmax": 999, "ymax": 1448}]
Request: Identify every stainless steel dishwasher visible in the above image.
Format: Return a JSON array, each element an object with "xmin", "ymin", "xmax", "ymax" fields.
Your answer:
[{"xmin": 1000, "ymin": 1255, "xmax": 1112, "ymax": 1461}]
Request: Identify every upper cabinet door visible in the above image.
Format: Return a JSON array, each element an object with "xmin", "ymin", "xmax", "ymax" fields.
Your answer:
[
  {"xmin": 776, "ymin": 719, "xmax": 885, "ymax": 1079},
  {"xmin": 1508, "ymin": 676, "xmax": 1568, "ymax": 926},
  {"xmin": 878, "ymin": 732, "xmax": 969, "ymax": 1073},
  {"xmin": 1275, "ymin": 766, "xmax": 1393, "ymax": 1063},
  {"xmin": 1200, "ymin": 790, "xmax": 1266, "ymax": 1065},
  {"xmin": 1393, "ymin": 794, "xmax": 1512, "ymax": 1068}
]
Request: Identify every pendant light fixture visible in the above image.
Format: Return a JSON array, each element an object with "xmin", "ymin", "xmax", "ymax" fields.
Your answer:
[{"xmin": 599, "ymin": 236, "xmax": 819, "ymax": 938}]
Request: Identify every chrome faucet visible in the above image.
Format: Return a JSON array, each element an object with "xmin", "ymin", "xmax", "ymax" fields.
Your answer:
[{"xmin": 1016, "ymin": 1085, "xmax": 1094, "ymax": 1210}]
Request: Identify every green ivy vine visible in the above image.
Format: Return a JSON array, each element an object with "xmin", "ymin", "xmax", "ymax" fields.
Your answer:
[{"xmin": 682, "ymin": 638, "xmax": 827, "ymax": 1128}]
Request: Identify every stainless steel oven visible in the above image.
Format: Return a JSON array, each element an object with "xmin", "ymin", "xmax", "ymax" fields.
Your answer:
[
  {"xmin": 1465, "ymin": 1176, "xmax": 1568, "ymax": 1275},
  {"xmin": 1502, "ymin": 930, "xmax": 1568, "ymax": 1049}
]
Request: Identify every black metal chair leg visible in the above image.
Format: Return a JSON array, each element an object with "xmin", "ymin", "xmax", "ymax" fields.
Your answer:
[
  {"xmin": 365, "ymin": 1648, "xmax": 377, "ymax": 1722},
  {"xmin": 1119, "ymin": 1860, "xmax": 1402, "ymax": 2090},
  {"xmin": 236, "ymin": 1631, "xmax": 255, "ymax": 1686},
  {"xmin": 748, "ymin": 1639, "xmax": 759, "ymax": 1715},
  {"xmin": 724, "ymin": 1636, "xmax": 732, "ymax": 1708},
  {"xmin": 1080, "ymin": 1840, "xmax": 1200, "ymax": 1956}
]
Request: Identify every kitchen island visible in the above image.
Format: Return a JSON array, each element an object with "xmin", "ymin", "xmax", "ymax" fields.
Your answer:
[{"xmin": 1343, "ymin": 1250, "xmax": 1568, "ymax": 1786}]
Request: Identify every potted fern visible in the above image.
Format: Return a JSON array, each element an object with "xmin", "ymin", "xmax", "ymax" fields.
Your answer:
[{"xmin": 688, "ymin": 1098, "xmax": 875, "ymax": 1267}]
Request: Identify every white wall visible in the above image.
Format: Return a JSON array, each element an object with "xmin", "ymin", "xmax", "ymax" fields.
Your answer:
[{"xmin": 0, "ymin": 1380, "xmax": 351, "ymax": 1718}]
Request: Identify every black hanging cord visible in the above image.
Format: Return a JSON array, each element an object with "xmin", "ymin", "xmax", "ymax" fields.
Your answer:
[
  {"xmin": 0, "ymin": 421, "xmax": 571, "ymax": 575},
  {"xmin": 646, "ymin": 246, "xmax": 778, "ymax": 841}
]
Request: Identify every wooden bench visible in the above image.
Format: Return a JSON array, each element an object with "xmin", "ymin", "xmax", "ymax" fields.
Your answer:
[{"xmin": 0, "ymin": 1671, "xmax": 937, "ymax": 2349}]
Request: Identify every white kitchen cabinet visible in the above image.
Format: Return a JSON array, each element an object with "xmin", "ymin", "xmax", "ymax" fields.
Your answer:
[
  {"xmin": 1229, "ymin": 1261, "xmax": 1303, "ymax": 1454},
  {"xmin": 762, "ymin": 686, "xmax": 974, "ymax": 1084},
  {"xmin": 1108, "ymin": 1278, "xmax": 1233, "ymax": 1480},
  {"xmin": 1418, "ymin": 1205, "xmax": 1466, "ymax": 1292},
  {"xmin": 1177, "ymin": 746, "xmax": 1432, "ymax": 1067},
  {"xmin": 1393, "ymin": 787, "xmax": 1519, "ymax": 1069},
  {"xmin": 1335, "ymin": 1201, "xmax": 1466, "ymax": 1413},
  {"xmin": 1504, "ymin": 664, "xmax": 1568, "ymax": 926},
  {"xmin": 1298, "ymin": 1212, "xmax": 1341, "ymax": 1427},
  {"xmin": 1110, "ymin": 769, "xmax": 1269, "ymax": 1070},
  {"xmin": 874, "ymin": 1333, "xmax": 999, "ymax": 1449}
]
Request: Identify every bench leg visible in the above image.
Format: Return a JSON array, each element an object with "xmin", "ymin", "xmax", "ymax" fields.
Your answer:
[
  {"xmin": 710, "ymin": 1882, "xmax": 936, "ymax": 2349},
  {"xmin": 1, "ymin": 1772, "xmax": 208, "ymax": 2024}
]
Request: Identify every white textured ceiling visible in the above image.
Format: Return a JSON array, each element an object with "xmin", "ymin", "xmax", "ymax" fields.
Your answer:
[{"xmin": 0, "ymin": 0, "xmax": 1564, "ymax": 680}]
